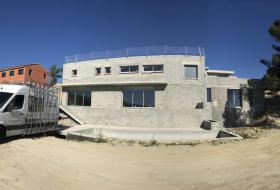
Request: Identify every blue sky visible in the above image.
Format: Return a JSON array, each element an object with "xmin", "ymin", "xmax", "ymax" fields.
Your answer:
[{"xmin": 0, "ymin": 0, "xmax": 279, "ymax": 79}]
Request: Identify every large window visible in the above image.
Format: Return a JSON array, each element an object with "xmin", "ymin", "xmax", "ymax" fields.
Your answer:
[
  {"xmin": 123, "ymin": 88, "xmax": 155, "ymax": 107},
  {"xmin": 67, "ymin": 90, "xmax": 91, "ymax": 106},
  {"xmin": 143, "ymin": 65, "xmax": 163, "ymax": 73},
  {"xmin": 120, "ymin": 65, "xmax": 139, "ymax": 73},
  {"xmin": 184, "ymin": 65, "xmax": 198, "ymax": 79},
  {"xmin": 227, "ymin": 89, "xmax": 242, "ymax": 108}
]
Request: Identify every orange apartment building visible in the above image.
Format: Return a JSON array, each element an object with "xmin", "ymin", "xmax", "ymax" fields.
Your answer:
[{"xmin": 0, "ymin": 64, "xmax": 49, "ymax": 85}]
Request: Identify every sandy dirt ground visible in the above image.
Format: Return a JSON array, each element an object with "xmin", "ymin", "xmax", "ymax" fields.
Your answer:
[{"xmin": 1, "ymin": 129, "xmax": 280, "ymax": 190}]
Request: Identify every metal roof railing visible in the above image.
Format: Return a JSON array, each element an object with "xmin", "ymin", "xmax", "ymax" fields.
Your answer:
[{"xmin": 65, "ymin": 46, "xmax": 205, "ymax": 63}]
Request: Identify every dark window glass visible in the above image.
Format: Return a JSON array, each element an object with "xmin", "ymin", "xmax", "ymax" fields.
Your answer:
[
  {"xmin": 123, "ymin": 89, "xmax": 133, "ymax": 107},
  {"xmin": 43, "ymin": 73, "xmax": 46, "ymax": 79},
  {"xmin": 207, "ymin": 88, "xmax": 212, "ymax": 102},
  {"xmin": 249, "ymin": 89, "xmax": 254, "ymax": 107},
  {"xmin": 130, "ymin": 66, "xmax": 138, "ymax": 72},
  {"xmin": 143, "ymin": 65, "xmax": 163, "ymax": 72},
  {"xmin": 10, "ymin": 70, "xmax": 14, "ymax": 77},
  {"xmin": 29, "ymin": 69, "xmax": 32, "ymax": 76},
  {"xmin": 120, "ymin": 66, "xmax": 138, "ymax": 73},
  {"xmin": 0, "ymin": 92, "xmax": 12, "ymax": 108},
  {"xmin": 67, "ymin": 92, "xmax": 75, "ymax": 105},
  {"xmin": 72, "ymin": 69, "xmax": 77, "ymax": 76},
  {"xmin": 105, "ymin": 67, "xmax": 111, "ymax": 74},
  {"xmin": 123, "ymin": 88, "xmax": 155, "ymax": 108},
  {"xmin": 144, "ymin": 89, "xmax": 155, "ymax": 107},
  {"xmin": 120, "ymin": 66, "xmax": 129, "ymax": 73},
  {"xmin": 67, "ymin": 90, "xmax": 91, "ymax": 106},
  {"xmin": 2, "ymin": 72, "xmax": 6, "ymax": 78},
  {"xmin": 4, "ymin": 95, "xmax": 24, "ymax": 112},
  {"xmin": 227, "ymin": 89, "xmax": 242, "ymax": 108},
  {"xmin": 75, "ymin": 91, "xmax": 83, "ymax": 106},
  {"xmin": 14, "ymin": 95, "xmax": 24, "ymax": 109},
  {"xmin": 84, "ymin": 91, "xmax": 91, "ymax": 106},
  {"xmin": 18, "ymin": 69, "xmax": 24, "ymax": 75},
  {"xmin": 184, "ymin": 65, "xmax": 198, "ymax": 78},
  {"xmin": 96, "ymin": 68, "xmax": 101, "ymax": 75},
  {"xmin": 133, "ymin": 89, "xmax": 144, "ymax": 107}
]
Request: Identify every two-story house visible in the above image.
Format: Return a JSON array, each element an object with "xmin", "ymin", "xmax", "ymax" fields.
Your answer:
[{"xmin": 60, "ymin": 46, "xmax": 264, "ymax": 129}]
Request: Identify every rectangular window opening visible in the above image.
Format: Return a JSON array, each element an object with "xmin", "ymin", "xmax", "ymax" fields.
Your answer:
[
  {"xmin": 72, "ymin": 69, "xmax": 77, "ymax": 76},
  {"xmin": 143, "ymin": 65, "xmax": 164, "ymax": 73},
  {"xmin": 29, "ymin": 69, "xmax": 33, "ymax": 76},
  {"xmin": 9, "ymin": 70, "xmax": 14, "ymax": 77},
  {"xmin": 105, "ymin": 67, "xmax": 111, "ymax": 74},
  {"xmin": 123, "ymin": 88, "xmax": 155, "ymax": 108},
  {"xmin": 67, "ymin": 90, "xmax": 91, "ymax": 106},
  {"xmin": 207, "ymin": 88, "xmax": 212, "ymax": 102},
  {"xmin": 120, "ymin": 65, "xmax": 139, "ymax": 73},
  {"xmin": 96, "ymin": 67, "xmax": 101, "ymax": 75},
  {"xmin": 18, "ymin": 69, "xmax": 24, "ymax": 75},
  {"xmin": 184, "ymin": 65, "xmax": 198, "ymax": 79},
  {"xmin": 1, "ymin": 72, "xmax": 6, "ymax": 78},
  {"xmin": 227, "ymin": 89, "xmax": 242, "ymax": 108}
]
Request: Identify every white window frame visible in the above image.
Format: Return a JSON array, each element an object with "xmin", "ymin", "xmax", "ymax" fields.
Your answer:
[{"xmin": 143, "ymin": 64, "xmax": 164, "ymax": 73}]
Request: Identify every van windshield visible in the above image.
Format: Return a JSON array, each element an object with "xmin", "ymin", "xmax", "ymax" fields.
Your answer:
[{"xmin": 0, "ymin": 92, "xmax": 13, "ymax": 109}]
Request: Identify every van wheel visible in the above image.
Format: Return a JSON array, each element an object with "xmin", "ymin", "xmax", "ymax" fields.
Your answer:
[{"xmin": 0, "ymin": 126, "xmax": 6, "ymax": 142}]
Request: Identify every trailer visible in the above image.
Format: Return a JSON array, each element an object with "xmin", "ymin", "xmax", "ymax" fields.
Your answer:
[{"xmin": 0, "ymin": 82, "xmax": 59, "ymax": 140}]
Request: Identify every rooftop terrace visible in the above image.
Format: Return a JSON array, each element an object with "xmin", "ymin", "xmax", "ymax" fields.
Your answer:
[{"xmin": 65, "ymin": 46, "xmax": 205, "ymax": 63}]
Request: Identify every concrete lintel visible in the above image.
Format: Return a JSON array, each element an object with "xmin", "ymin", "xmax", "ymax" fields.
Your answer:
[{"xmin": 59, "ymin": 81, "xmax": 168, "ymax": 87}]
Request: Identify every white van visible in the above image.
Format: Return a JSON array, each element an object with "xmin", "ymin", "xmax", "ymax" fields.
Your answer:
[{"xmin": 0, "ymin": 84, "xmax": 59, "ymax": 140}]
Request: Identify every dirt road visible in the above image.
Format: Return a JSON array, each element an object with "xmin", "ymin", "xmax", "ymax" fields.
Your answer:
[{"xmin": 0, "ymin": 129, "xmax": 280, "ymax": 190}]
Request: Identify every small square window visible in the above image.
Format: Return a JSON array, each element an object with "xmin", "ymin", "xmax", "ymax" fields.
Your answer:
[
  {"xmin": 105, "ymin": 67, "xmax": 111, "ymax": 74},
  {"xmin": 2, "ymin": 72, "xmax": 6, "ymax": 78},
  {"xmin": 72, "ymin": 69, "xmax": 77, "ymax": 76},
  {"xmin": 96, "ymin": 67, "xmax": 101, "ymax": 75},
  {"xmin": 10, "ymin": 70, "xmax": 14, "ymax": 77},
  {"xmin": 184, "ymin": 65, "xmax": 198, "ymax": 79},
  {"xmin": 18, "ymin": 69, "xmax": 24, "ymax": 75},
  {"xmin": 29, "ymin": 69, "xmax": 32, "ymax": 76}
]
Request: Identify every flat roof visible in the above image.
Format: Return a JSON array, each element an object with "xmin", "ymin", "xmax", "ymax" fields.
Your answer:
[{"xmin": 0, "ymin": 64, "xmax": 41, "ymax": 72}]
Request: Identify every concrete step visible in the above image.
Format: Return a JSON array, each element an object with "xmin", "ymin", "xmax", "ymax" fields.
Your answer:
[{"xmin": 61, "ymin": 124, "xmax": 242, "ymax": 142}]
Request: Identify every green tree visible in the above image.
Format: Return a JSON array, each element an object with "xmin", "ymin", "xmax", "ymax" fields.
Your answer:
[
  {"xmin": 49, "ymin": 64, "xmax": 63, "ymax": 86},
  {"xmin": 261, "ymin": 18, "xmax": 280, "ymax": 92}
]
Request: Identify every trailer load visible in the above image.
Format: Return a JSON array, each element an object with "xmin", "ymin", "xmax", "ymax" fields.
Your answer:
[{"xmin": 0, "ymin": 82, "xmax": 59, "ymax": 140}]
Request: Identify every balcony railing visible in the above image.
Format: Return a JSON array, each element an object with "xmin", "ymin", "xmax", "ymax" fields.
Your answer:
[{"xmin": 65, "ymin": 46, "xmax": 205, "ymax": 63}]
